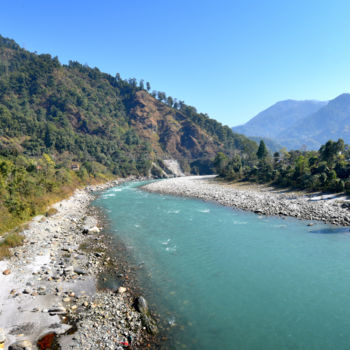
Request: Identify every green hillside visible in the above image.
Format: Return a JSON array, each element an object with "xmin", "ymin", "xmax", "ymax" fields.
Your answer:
[
  {"xmin": 0, "ymin": 34, "xmax": 257, "ymax": 235},
  {"xmin": 0, "ymin": 35, "xmax": 256, "ymax": 176}
]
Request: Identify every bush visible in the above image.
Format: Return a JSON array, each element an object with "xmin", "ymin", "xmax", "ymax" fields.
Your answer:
[{"xmin": 45, "ymin": 207, "xmax": 58, "ymax": 217}]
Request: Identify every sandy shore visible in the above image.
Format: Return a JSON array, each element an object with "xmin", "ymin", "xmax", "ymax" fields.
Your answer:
[
  {"xmin": 0, "ymin": 179, "xmax": 156, "ymax": 349},
  {"xmin": 143, "ymin": 176, "xmax": 350, "ymax": 226}
]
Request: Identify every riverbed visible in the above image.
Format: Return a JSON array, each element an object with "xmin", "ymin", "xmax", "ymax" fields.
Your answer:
[{"xmin": 96, "ymin": 180, "xmax": 350, "ymax": 350}]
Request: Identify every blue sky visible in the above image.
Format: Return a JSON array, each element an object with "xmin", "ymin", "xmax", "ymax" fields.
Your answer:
[{"xmin": 1, "ymin": 0, "xmax": 350, "ymax": 126}]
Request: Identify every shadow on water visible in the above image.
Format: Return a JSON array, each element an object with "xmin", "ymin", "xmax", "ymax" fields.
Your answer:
[{"xmin": 309, "ymin": 227, "xmax": 350, "ymax": 234}]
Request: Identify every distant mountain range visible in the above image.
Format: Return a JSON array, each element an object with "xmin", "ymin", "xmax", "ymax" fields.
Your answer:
[{"xmin": 232, "ymin": 94, "xmax": 350, "ymax": 150}]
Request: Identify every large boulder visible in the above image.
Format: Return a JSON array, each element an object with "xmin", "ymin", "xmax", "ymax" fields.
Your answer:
[
  {"xmin": 135, "ymin": 296, "xmax": 149, "ymax": 315},
  {"xmin": 135, "ymin": 296, "xmax": 158, "ymax": 335}
]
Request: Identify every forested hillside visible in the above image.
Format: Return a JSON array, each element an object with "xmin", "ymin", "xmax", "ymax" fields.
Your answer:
[
  {"xmin": 0, "ymin": 35, "xmax": 256, "ymax": 176},
  {"xmin": 0, "ymin": 34, "xmax": 256, "ymax": 234}
]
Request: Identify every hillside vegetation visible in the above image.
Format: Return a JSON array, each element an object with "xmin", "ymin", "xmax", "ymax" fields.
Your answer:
[
  {"xmin": 0, "ymin": 34, "xmax": 256, "ymax": 234},
  {"xmin": 215, "ymin": 139, "xmax": 350, "ymax": 194}
]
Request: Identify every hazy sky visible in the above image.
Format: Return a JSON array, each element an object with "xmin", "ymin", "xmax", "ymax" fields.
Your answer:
[{"xmin": 1, "ymin": 0, "xmax": 350, "ymax": 126}]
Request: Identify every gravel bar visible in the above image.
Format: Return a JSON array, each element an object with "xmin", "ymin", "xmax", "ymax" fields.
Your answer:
[
  {"xmin": 143, "ymin": 176, "xmax": 350, "ymax": 226},
  {"xmin": 0, "ymin": 178, "xmax": 157, "ymax": 350}
]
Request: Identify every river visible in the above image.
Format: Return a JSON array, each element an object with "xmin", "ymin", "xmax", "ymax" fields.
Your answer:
[{"xmin": 94, "ymin": 181, "xmax": 350, "ymax": 350}]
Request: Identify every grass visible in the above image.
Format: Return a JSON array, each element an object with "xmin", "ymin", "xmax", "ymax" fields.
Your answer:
[
  {"xmin": 45, "ymin": 207, "xmax": 58, "ymax": 217},
  {"xmin": 0, "ymin": 232, "xmax": 24, "ymax": 260}
]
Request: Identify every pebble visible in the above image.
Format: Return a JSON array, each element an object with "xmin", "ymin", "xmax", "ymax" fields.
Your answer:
[
  {"xmin": 2, "ymin": 269, "xmax": 11, "ymax": 275},
  {"xmin": 118, "ymin": 286, "xmax": 127, "ymax": 294}
]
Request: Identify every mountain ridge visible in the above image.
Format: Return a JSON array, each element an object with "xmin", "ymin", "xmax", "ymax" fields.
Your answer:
[
  {"xmin": 233, "ymin": 99, "xmax": 327, "ymax": 140},
  {"xmin": 0, "ymin": 34, "xmax": 257, "ymax": 176},
  {"xmin": 232, "ymin": 95, "xmax": 350, "ymax": 150}
]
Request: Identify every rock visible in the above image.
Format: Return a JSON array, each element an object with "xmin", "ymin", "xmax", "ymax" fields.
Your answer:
[
  {"xmin": 8, "ymin": 340, "xmax": 33, "ymax": 350},
  {"xmin": 64, "ymin": 266, "xmax": 74, "ymax": 274},
  {"xmin": 89, "ymin": 226, "xmax": 100, "ymax": 234},
  {"xmin": 2, "ymin": 269, "xmax": 11, "ymax": 275},
  {"xmin": 135, "ymin": 296, "xmax": 158, "ymax": 334},
  {"xmin": 73, "ymin": 267, "xmax": 87, "ymax": 275},
  {"xmin": 0, "ymin": 328, "xmax": 5, "ymax": 344},
  {"xmin": 117, "ymin": 286, "xmax": 127, "ymax": 294},
  {"xmin": 23, "ymin": 288, "xmax": 31, "ymax": 294},
  {"xmin": 135, "ymin": 296, "xmax": 149, "ymax": 315},
  {"xmin": 48, "ymin": 306, "xmax": 67, "ymax": 315},
  {"xmin": 37, "ymin": 333, "xmax": 59, "ymax": 349},
  {"xmin": 141, "ymin": 314, "xmax": 158, "ymax": 335},
  {"xmin": 38, "ymin": 286, "xmax": 46, "ymax": 295}
]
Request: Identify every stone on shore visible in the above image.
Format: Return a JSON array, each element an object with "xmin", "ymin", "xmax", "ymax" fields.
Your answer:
[
  {"xmin": 117, "ymin": 286, "xmax": 127, "ymax": 294},
  {"xmin": 0, "ymin": 328, "xmax": 5, "ymax": 344},
  {"xmin": 135, "ymin": 296, "xmax": 158, "ymax": 335},
  {"xmin": 3, "ymin": 269, "xmax": 11, "ymax": 275},
  {"xmin": 8, "ymin": 340, "xmax": 33, "ymax": 350}
]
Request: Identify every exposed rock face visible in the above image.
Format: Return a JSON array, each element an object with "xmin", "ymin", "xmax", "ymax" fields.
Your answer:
[
  {"xmin": 130, "ymin": 91, "xmax": 225, "ymax": 159},
  {"xmin": 163, "ymin": 159, "xmax": 185, "ymax": 177}
]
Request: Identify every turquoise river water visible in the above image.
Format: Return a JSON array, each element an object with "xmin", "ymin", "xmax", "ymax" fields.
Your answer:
[{"xmin": 94, "ymin": 181, "xmax": 350, "ymax": 350}]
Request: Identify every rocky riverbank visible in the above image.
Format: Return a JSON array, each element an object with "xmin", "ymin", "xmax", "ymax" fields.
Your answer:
[
  {"xmin": 0, "ymin": 179, "xmax": 158, "ymax": 349},
  {"xmin": 143, "ymin": 176, "xmax": 350, "ymax": 226}
]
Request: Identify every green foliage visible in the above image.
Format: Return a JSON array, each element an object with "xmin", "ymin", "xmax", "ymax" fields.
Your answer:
[
  {"xmin": 217, "ymin": 138, "xmax": 350, "ymax": 193},
  {"xmin": 0, "ymin": 34, "xmax": 257, "ymax": 178},
  {"xmin": 0, "ymin": 33, "xmax": 260, "ymax": 236},
  {"xmin": 0, "ymin": 153, "xmax": 114, "ymax": 235},
  {"xmin": 256, "ymin": 140, "xmax": 268, "ymax": 159}
]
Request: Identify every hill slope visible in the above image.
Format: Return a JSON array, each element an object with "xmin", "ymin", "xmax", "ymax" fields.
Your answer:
[
  {"xmin": 0, "ymin": 35, "xmax": 256, "ymax": 176},
  {"xmin": 233, "ymin": 100, "xmax": 327, "ymax": 139},
  {"xmin": 233, "ymin": 95, "xmax": 350, "ymax": 150},
  {"xmin": 278, "ymin": 93, "xmax": 350, "ymax": 149}
]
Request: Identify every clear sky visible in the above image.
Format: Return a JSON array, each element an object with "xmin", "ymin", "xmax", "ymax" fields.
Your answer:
[{"xmin": 1, "ymin": 0, "xmax": 350, "ymax": 126}]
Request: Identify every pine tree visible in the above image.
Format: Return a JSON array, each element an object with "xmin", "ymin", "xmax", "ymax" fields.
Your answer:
[{"xmin": 256, "ymin": 140, "xmax": 268, "ymax": 159}]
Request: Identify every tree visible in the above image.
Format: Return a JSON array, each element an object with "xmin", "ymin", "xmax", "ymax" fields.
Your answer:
[
  {"xmin": 256, "ymin": 140, "xmax": 268, "ymax": 159},
  {"xmin": 213, "ymin": 152, "xmax": 228, "ymax": 174},
  {"xmin": 139, "ymin": 79, "xmax": 144, "ymax": 90},
  {"xmin": 167, "ymin": 96, "xmax": 173, "ymax": 107},
  {"xmin": 146, "ymin": 82, "xmax": 151, "ymax": 91},
  {"xmin": 319, "ymin": 139, "xmax": 345, "ymax": 166},
  {"xmin": 157, "ymin": 91, "xmax": 166, "ymax": 102}
]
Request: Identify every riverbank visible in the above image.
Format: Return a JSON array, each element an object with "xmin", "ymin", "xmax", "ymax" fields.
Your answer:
[
  {"xmin": 143, "ymin": 176, "xmax": 350, "ymax": 226},
  {"xmin": 0, "ymin": 179, "xmax": 157, "ymax": 349}
]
